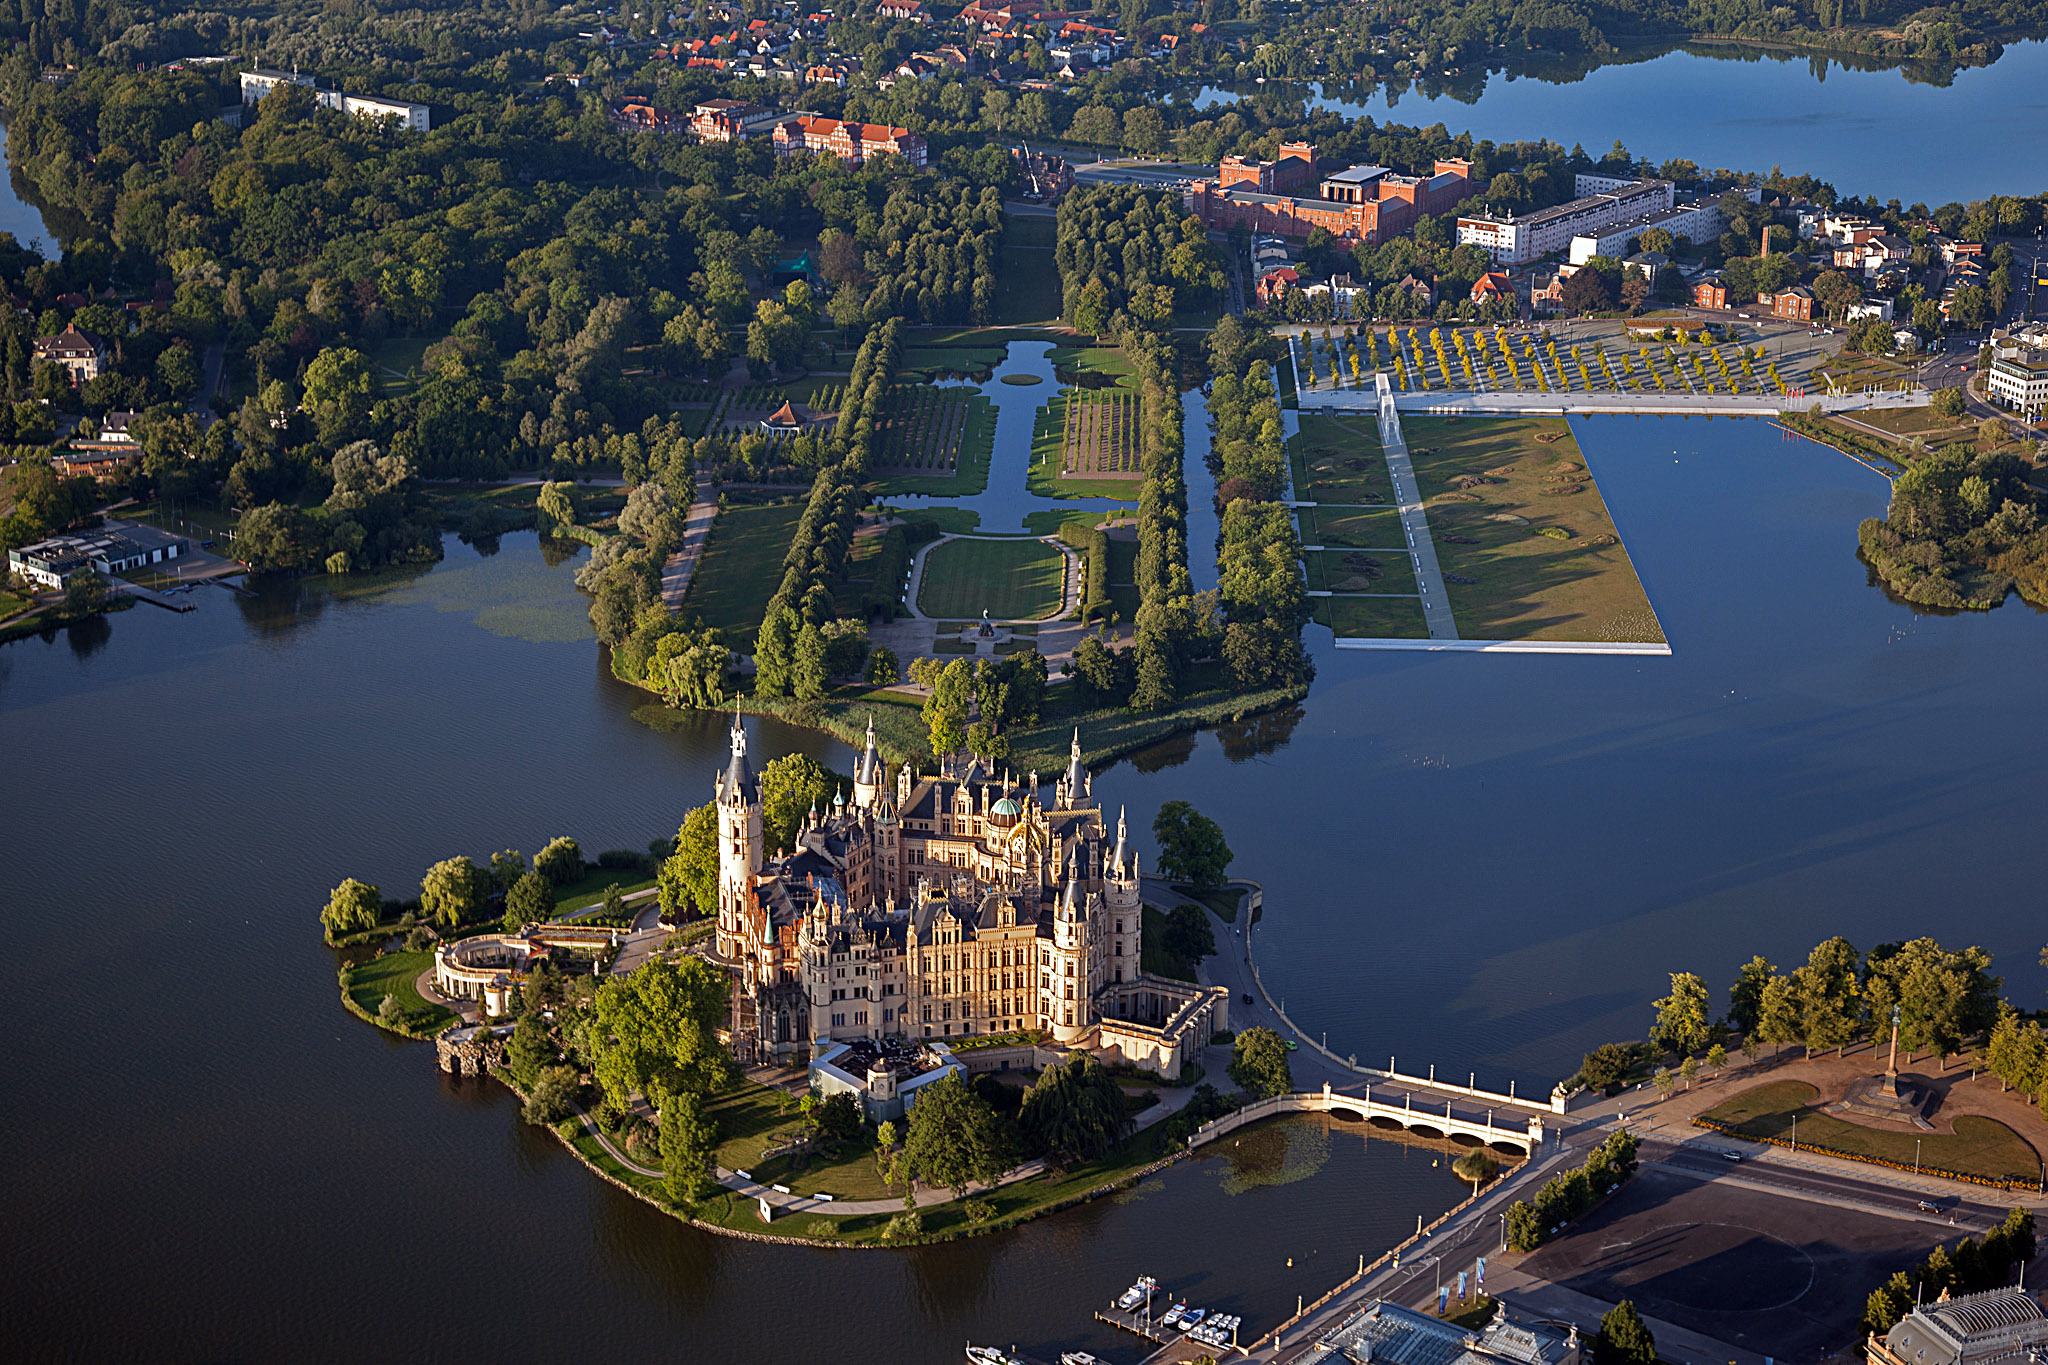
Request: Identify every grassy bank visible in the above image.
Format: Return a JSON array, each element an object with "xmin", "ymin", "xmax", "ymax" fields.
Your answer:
[
  {"xmin": 1697, "ymin": 1080, "xmax": 2043, "ymax": 1187},
  {"xmin": 682, "ymin": 502, "xmax": 806, "ymax": 639},
  {"xmin": 339, "ymin": 950, "xmax": 458, "ymax": 1039}
]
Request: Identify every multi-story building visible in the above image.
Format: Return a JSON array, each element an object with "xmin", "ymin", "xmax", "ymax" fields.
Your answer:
[
  {"xmin": 1987, "ymin": 324, "xmax": 2048, "ymax": 420},
  {"xmin": 240, "ymin": 68, "xmax": 429, "ymax": 130},
  {"xmin": 1190, "ymin": 154, "xmax": 1475, "ymax": 246},
  {"xmin": 9, "ymin": 528, "xmax": 188, "ymax": 589},
  {"xmin": 771, "ymin": 114, "xmax": 927, "ymax": 168},
  {"xmin": 1565, "ymin": 199, "xmax": 1726, "ymax": 265},
  {"xmin": 685, "ymin": 98, "xmax": 793, "ymax": 141},
  {"xmin": 712, "ymin": 717, "xmax": 1226, "ymax": 1076},
  {"xmin": 1866, "ymin": 1288, "xmax": 2048, "ymax": 1365},
  {"xmin": 33, "ymin": 323, "xmax": 104, "ymax": 385},
  {"xmin": 1457, "ymin": 178, "xmax": 1675, "ymax": 266},
  {"xmin": 1758, "ymin": 286, "xmax": 1814, "ymax": 322}
]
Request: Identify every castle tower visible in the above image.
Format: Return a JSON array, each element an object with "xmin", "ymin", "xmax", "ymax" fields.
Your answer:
[
  {"xmin": 1055, "ymin": 730, "xmax": 1094, "ymax": 809},
  {"xmin": 1047, "ymin": 855, "xmax": 1090, "ymax": 1044},
  {"xmin": 851, "ymin": 714, "xmax": 883, "ymax": 812},
  {"xmin": 1105, "ymin": 805, "xmax": 1141, "ymax": 984},
  {"xmin": 715, "ymin": 709, "xmax": 763, "ymax": 960}
]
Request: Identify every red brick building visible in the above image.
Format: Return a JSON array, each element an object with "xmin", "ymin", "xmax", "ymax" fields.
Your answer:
[
  {"xmin": 1692, "ymin": 275, "xmax": 1729, "ymax": 310},
  {"xmin": 1759, "ymin": 286, "xmax": 1814, "ymax": 321},
  {"xmin": 1190, "ymin": 153, "xmax": 1475, "ymax": 247},
  {"xmin": 1255, "ymin": 267, "xmax": 1300, "ymax": 307},
  {"xmin": 772, "ymin": 114, "xmax": 927, "ymax": 168},
  {"xmin": 1468, "ymin": 271, "xmax": 1513, "ymax": 305}
]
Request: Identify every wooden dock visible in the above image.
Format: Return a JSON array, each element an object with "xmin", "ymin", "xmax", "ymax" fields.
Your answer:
[{"xmin": 1096, "ymin": 1308, "xmax": 1173, "ymax": 1345}]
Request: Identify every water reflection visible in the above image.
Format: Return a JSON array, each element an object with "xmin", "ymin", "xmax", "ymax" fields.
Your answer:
[{"xmin": 1182, "ymin": 39, "xmax": 2048, "ymax": 203}]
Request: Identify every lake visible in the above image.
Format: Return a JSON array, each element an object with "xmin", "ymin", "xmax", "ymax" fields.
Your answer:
[
  {"xmin": 0, "ymin": 119, "xmax": 58, "ymax": 257},
  {"xmin": 11, "ymin": 410, "xmax": 2048, "ymax": 1357},
  {"xmin": 1189, "ymin": 39, "xmax": 2048, "ymax": 205}
]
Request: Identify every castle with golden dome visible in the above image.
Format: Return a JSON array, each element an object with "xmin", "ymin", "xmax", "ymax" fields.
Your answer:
[{"xmin": 711, "ymin": 716, "xmax": 1228, "ymax": 1077}]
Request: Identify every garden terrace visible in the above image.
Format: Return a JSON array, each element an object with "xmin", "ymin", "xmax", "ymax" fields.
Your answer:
[
  {"xmin": 1400, "ymin": 416, "xmax": 1665, "ymax": 645},
  {"xmin": 1061, "ymin": 391, "xmax": 1144, "ymax": 479}
]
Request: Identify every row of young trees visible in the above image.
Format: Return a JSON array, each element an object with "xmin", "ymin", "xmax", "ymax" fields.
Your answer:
[
  {"xmin": 1503, "ymin": 1130, "xmax": 1639, "ymax": 1251},
  {"xmin": 320, "ymin": 836, "xmax": 585, "ymax": 940},
  {"xmin": 1863, "ymin": 1209, "xmax": 2037, "ymax": 1337}
]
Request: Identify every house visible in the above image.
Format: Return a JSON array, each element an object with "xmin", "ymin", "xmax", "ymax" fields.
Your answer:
[
  {"xmin": 51, "ymin": 447, "xmax": 141, "ymax": 481},
  {"xmin": 9, "ymin": 527, "xmax": 189, "ymax": 588},
  {"xmin": 34, "ymin": 324, "xmax": 105, "ymax": 386},
  {"xmin": 1469, "ymin": 271, "xmax": 1514, "ymax": 306},
  {"xmin": 1255, "ymin": 266, "xmax": 1299, "ymax": 307},
  {"xmin": 1530, "ymin": 266, "xmax": 1575, "ymax": 315},
  {"xmin": 1302, "ymin": 273, "xmax": 1365, "ymax": 318},
  {"xmin": 98, "ymin": 410, "xmax": 139, "ymax": 443},
  {"xmin": 1759, "ymin": 286, "xmax": 1814, "ymax": 322},
  {"xmin": 877, "ymin": 0, "xmax": 930, "ymax": 20},
  {"xmin": 1394, "ymin": 273, "xmax": 1434, "ymax": 309},
  {"xmin": 239, "ymin": 67, "xmax": 430, "ymax": 131},
  {"xmin": 772, "ymin": 114, "xmax": 927, "ymax": 168},
  {"xmin": 1986, "ymin": 324, "xmax": 2048, "ymax": 420},
  {"xmin": 760, "ymin": 399, "xmax": 811, "ymax": 433},
  {"xmin": 1847, "ymin": 298, "xmax": 1895, "ymax": 324},
  {"xmin": 1693, "ymin": 271, "xmax": 1729, "ymax": 310},
  {"xmin": 1624, "ymin": 250, "xmax": 1670, "ymax": 284}
]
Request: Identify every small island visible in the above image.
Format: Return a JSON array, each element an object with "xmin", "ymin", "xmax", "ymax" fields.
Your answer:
[{"xmin": 323, "ymin": 716, "xmax": 1333, "ymax": 1246}]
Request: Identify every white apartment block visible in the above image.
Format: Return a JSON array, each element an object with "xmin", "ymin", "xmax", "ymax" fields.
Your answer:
[
  {"xmin": 1987, "ymin": 326, "xmax": 2048, "ymax": 418},
  {"xmin": 241, "ymin": 68, "xmax": 430, "ymax": 131},
  {"xmin": 1566, "ymin": 199, "xmax": 1727, "ymax": 265},
  {"xmin": 1458, "ymin": 179, "xmax": 1675, "ymax": 266}
]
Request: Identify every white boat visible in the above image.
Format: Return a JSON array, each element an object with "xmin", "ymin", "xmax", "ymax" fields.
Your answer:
[
  {"xmin": 1060, "ymin": 1354, "xmax": 1102, "ymax": 1365},
  {"xmin": 966, "ymin": 1348, "xmax": 1025, "ymax": 1365},
  {"xmin": 1160, "ymin": 1303, "xmax": 1188, "ymax": 1328},
  {"xmin": 1182, "ymin": 1308, "xmax": 1207, "ymax": 1329},
  {"xmin": 1117, "ymin": 1285, "xmax": 1145, "ymax": 1310}
]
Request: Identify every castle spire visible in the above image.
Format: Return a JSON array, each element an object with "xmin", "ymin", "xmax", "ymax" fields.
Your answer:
[{"xmin": 1114, "ymin": 804, "xmax": 1127, "ymax": 875}]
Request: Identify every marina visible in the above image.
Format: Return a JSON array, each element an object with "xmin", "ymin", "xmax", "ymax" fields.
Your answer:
[{"xmin": 1087, "ymin": 1276, "xmax": 1248, "ymax": 1359}]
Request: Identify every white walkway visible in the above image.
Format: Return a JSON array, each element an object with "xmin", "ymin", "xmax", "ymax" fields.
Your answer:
[{"xmin": 1373, "ymin": 374, "xmax": 1458, "ymax": 642}]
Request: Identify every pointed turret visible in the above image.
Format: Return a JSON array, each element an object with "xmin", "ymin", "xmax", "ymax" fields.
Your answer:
[
  {"xmin": 852, "ymin": 714, "xmax": 882, "ymax": 811},
  {"xmin": 1113, "ymin": 804, "xmax": 1128, "ymax": 876},
  {"xmin": 717, "ymin": 703, "xmax": 756, "ymax": 804}
]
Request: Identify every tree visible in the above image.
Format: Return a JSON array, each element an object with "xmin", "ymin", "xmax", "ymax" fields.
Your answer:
[
  {"xmin": 813, "ymin": 1090, "xmax": 865, "ymax": 1147},
  {"xmin": 1020, "ymin": 1053, "xmax": 1134, "ymax": 1166},
  {"xmin": 420, "ymin": 856, "xmax": 486, "ymax": 929},
  {"xmin": 1229, "ymin": 1027, "xmax": 1293, "ymax": 1098},
  {"xmin": 504, "ymin": 870, "xmax": 556, "ymax": 930},
  {"xmin": 322, "ymin": 878, "xmax": 382, "ymax": 938},
  {"xmin": 1932, "ymin": 386, "xmax": 1967, "ymax": 419},
  {"xmin": 302, "ymin": 345, "xmax": 375, "ymax": 444},
  {"xmin": 866, "ymin": 647, "xmax": 899, "ymax": 685},
  {"xmin": 660, "ymin": 1092, "xmax": 717, "ymax": 1206},
  {"xmin": 1578, "ymin": 1042, "xmax": 1633, "ymax": 1093},
  {"xmin": 1594, "ymin": 1301, "xmax": 1657, "ymax": 1364},
  {"xmin": 505, "ymin": 1011, "xmax": 555, "ymax": 1086},
  {"xmin": 753, "ymin": 602, "xmax": 798, "ymax": 698},
  {"xmin": 1756, "ymin": 972, "xmax": 1802, "ymax": 1053},
  {"xmin": 659, "ymin": 804, "xmax": 720, "ymax": 919},
  {"xmin": 234, "ymin": 502, "xmax": 320, "ymax": 571},
  {"xmin": 1152, "ymin": 801, "xmax": 1232, "ymax": 890},
  {"xmin": 1651, "ymin": 972, "xmax": 1712, "ymax": 1056},
  {"xmin": 534, "ymin": 836, "xmax": 583, "ymax": 885},
  {"xmin": 760, "ymin": 752, "xmax": 839, "ymax": 853},
  {"xmin": 1706, "ymin": 1043, "xmax": 1727, "ymax": 1072},
  {"xmin": 537, "ymin": 481, "xmax": 575, "ymax": 531},
  {"xmin": 791, "ymin": 618, "xmax": 829, "ymax": 700},
  {"xmin": 523, "ymin": 1065, "xmax": 579, "ymax": 1125},
  {"xmin": 489, "ymin": 848, "xmax": 527, "ymax": 894},
  {"xmin": 1978, "ymin": 415, "xmax": 2007, "ymax": 450},
  {"xmin": 919, "ymin": 656, "xmax": 971, "ymax": 757},
  {"xmin": 1559, "ymin": 267, "xmax": 1613, "ymax": 314},
  {"xmin": 1728, "ymin": 955, "xmax": 1776, "ymax": 1036},
  {"xmin": 1864, "ymin": 1270, "xmax": 1915, "ymax": 1337},
  {"xmin": 1792, "ymin": 936, "xmax": 1862, "ymax": 1056},
  {"xmin": 590, "ymin": 957, "xmax": 733, "ymax": 1112},
  {"xmin": 900, "ymin": 1071, "xmax": 1019, "ymax": 1199},
  {"xmin": 1651, "ymin": 1066, "xmax": 1675, "ymax": 1100},
  {"xmin": 1163, "ymin": 903, "xmax": 1216, "ymax": 969}
]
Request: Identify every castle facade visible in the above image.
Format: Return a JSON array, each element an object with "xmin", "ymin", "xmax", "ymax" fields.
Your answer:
[{"xmin": 711, "ymin": 716, "xmax": 1226, "ymax": 1077}]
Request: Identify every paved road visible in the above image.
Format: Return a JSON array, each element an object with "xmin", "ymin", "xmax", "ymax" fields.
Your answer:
[
  {"xmin": 661, "ymin": 473, "xmax": 718, "ymax": 611},
  {"xmin": 1372, "ymin": 394, "xmax": 1459, "ymax": 641}
]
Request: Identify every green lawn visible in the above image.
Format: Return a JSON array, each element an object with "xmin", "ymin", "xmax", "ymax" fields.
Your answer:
[
  {"xmin": 1306, "ymin": 548, "xmax": 1419, "ymax": 596},
  {"xmin": 345, "ymin": 950, "xmax": 457, "ymax": 1032},
  {"xmin": 995, "ymin": 220, "xmax": 1063, "ymax": 326},
  {"xmin": 1699, "ymin": 1080, "xmax": 2043, "ymax": 1185},
  {"xmin": 681, "ymin": 502, "xmax": 805, "ymax": 639},
  {"xmin": 899, "ymin": 344, "xmax": 1012, "ymax": 379},
  {"xmin": 1313, "ymin": 594, "xmax": 1429, "ymax": 639},
  {"xmin": 917, "ymin": 536, "xmax": 1067, "ymax": 620},
  {"xmin": 1049, "ymin": 345, "xmax": 1136, "ymax": 386},
  {"xmin": 1299, "ymin": 504, "xmax": 1408, "ymax": 548},
  {"xmin": 1292, "ymin": 414, "xmax": 1391, "ymax": 504},
  {"xmin": 1174, "ymin": 885, "xmax": 1244, "ymax": 922},
  {"xmin": 1402, "ymin": 417, "xmax": 1665, "ymax": 644}
]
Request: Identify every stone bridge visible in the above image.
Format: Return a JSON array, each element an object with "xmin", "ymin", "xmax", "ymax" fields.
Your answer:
[{"xmin": 1187, "ymin": 1081, "xmax": 1545, "ymax": 1155}]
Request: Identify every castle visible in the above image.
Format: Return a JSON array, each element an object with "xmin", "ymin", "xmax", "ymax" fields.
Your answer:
[{"xmin": 712, "ymin": 716, "xmax": 1227, "ymax": 1078}]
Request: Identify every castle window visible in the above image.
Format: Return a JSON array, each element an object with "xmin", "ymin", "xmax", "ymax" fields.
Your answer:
[
  {"xmin": 855, "ymin": 1011, "xmax": 867, "ymax": 1025},
  {"xmin": 1115, "ymin": 919, "xmax": 1123, "ymax": 934},
  {"xmin": 1114, "ymin": 943, "xmax": 1122, "ymax": 956},
  {"xmin": 922, "ymin": 1004, "xmax": 932, "ymax": 1022},
  {"xmin": 832, "ymin": 1013, "xmax": 845, "ymax": 1027},
  {"xmin": 942, "ymin": 1003, "xmax": 953, "ymax": 1020}
]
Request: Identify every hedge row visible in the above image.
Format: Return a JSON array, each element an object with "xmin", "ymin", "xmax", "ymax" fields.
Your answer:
[{"xmin": 1059, "ymin": 519, "xmax": 1111, "ymax": 622}]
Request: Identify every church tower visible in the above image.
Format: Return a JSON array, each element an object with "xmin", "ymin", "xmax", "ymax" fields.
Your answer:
[{"xmin": 715, "ymin": 709, "xmax": 763, "ymax": 960}]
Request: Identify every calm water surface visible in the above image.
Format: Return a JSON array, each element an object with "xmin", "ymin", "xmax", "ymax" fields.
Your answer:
[
  {"xmin": 7, "ymin": 376, "xmax": 2048, "ymax": 1354},
  {"xmin": 1193, "ymin": 40, "xmax": 2048, "ymax": 204}
]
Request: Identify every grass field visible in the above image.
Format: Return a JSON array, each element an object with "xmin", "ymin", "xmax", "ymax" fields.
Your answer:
[
  {"xmin": 681, "ymin": 502, "xmax": 804, "ymax": 639},
  {"xmin": 1305, "ymin": 548, "xmax": 1419, "ymax": 596},
  {"xmin": 1402, "ymin": 416, "xmax": 1664, "ymax": 644},
  {"xmin": 1298, "ymin": 503, "xmax": 1407, "ymax": 548},
  {"xmin": 917, "ymin": 536, "xmax": 1067, "ymax": 620},
  {"xmin": 1292, "ymin": 414, "xmax": 1390, "ymax": 504},
  {"xmin": 345, "ymin": 950, "xmax": 457, "ymax": 1031},
  {"xmin": 995, "ymin": 216, "xmax": 1063, "ymax": 326},
  {"xmin": 1049, "ymin": 345, "xmax": 1137, "ymax": 387},
  {"xmin": 1312, "ymin": 594, "xmax": 1429, "ymax": 638},
  {"xmin": 1700, "ymin": 1080, "xmax": 2043, "ymax": 1184}
]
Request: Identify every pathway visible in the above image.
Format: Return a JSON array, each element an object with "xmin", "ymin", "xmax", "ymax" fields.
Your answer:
[
  {"xmin": 1372, "ymin": 378, "xmax": 1458, "ymax": 641},
  {"xmin": 661, "ymin": 472, "xmax": 718, "ymax": 611}
]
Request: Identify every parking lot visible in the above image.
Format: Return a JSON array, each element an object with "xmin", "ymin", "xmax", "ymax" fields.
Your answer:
[{"xmin": 1517, "ymin": 1165, "xmax": 1946, "ymax": 1362}]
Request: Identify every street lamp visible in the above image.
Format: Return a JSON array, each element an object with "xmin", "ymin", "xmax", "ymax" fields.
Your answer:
[
  {"xmin": 1915, "ymin": 1138, "xmax": 1922, "ymax": 1175},
  {"xmin": 1498, "ymin": 1211, "xmax": 1506, "ymax": 1252}
]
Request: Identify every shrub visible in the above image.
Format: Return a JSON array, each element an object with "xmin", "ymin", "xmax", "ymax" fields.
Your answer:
[{"xmin": 524, "ymin": 1065, "xmax": 581, "ymax": 1126}]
